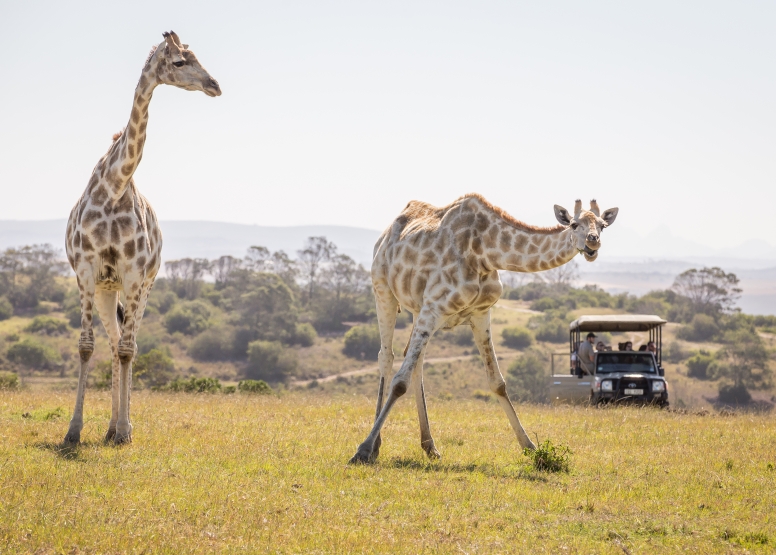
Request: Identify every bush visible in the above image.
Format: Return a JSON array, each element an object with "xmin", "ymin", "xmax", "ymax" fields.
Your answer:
[
  {"xmin": 164, "ymin": 300, "xmax": 212, "ymax": 335},
  {"xmin": 136, "ymin": 330, "xmax": 162, "ymax": 356},
  {"xmin": 7, "ymin": 338, "xmax": 62, "ymax": 370},
  {"xmin": 524, "ymin": 439, "xmax": 572, "ymax": 473},
  {"xmin": 686, "ymin": 351, "xmax": 714, "ymax": 380},
  {"xmin": 677, "ymin": 314, "xmax": 719, "ymax": 342},
  {"xmin": 718, "ymin": 383, "xmax": 752, "ymax": 405},
  {"xmin": 501, "ymin": 327, "xmax": 533, "ymax": 350},
  {"xmin": 149, "ymin": 289, "xmax": 178, "ymax": 315},
  {"xmin": 25, "ymin": 315, "xmax": 69, "ymax": 335},
  {"xmin": 0, "ymin": 371, "xmax": 19, "ymax": 389},
  {"xmin": 0, "ymin": 296, "xmax": 12, "ymax": 321},
  {"xmin": 162, "ymin": 376, "xmax": 222, "ymax": 393},
  {"xmin": 439, "ymin": 326, "xmax": 474, "ymax": 347},
  {"xmin": 507, "ymin": 349, "xmax": 549, "ymax": 403},
  {"xmin": 342, "ymin": 325, "xmax": 381, "ymax": 359},
  {"xmin": 238, "ymin": 379, "xmax": 273, "ymax": 394},
  {"xmin": 189, "ymin": 326, "xmax": 232, "ymax": 361},
  {"xmin": 133, "ymin": 348, "xmax": 175, "ymax": 388},
  {"xmin": 530, "ymin": 297, "xmax": 559, "ymax": 312},
  {"xmin": 535, "ymin": 318, "xmax": 567, "ymax": 343},
  {"xmin": 664, "ymin": 340, "xmax": 689, "ymax": 363},
  {"xmin": 293, "ymin": 323, "xmax": 317, "ymax": 347},
  {"xmin": 246, "ymin": 340, "xmax": 297, "ymax": 381}
]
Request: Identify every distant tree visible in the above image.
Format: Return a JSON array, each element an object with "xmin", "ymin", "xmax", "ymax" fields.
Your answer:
[
  {"xmin": 507, "ymin": 349, "xmax": 549, "ymax": 403},
  {"xmin": 713, "ymin": 328, "xmax": 772, "ymax": 397},
  {"xmin": 342, "ymin": 325, "xmax": 381, "ymax": 360},
  {"xmin": 671, "ymin": 267, "xmax": 741, "ymax": 316},
  {"xmin": 270, "ymin": 250, "xmax": 299, "ymax": 285},
  {"xmin": 297, "ymin": 237, "xmax": 335, "ymax": 303},
  {"xmin": 536, "ymin": 260, "xmax": 579, "ymax": 291},
  {"xmin": 245, "ymin": 340, "xmax": 297, "ymax": 382},
  {"xmin": 244, "ymin": 245, "xmax": 271, "ymax": 272},
  {"xmin": 0, "ymin": 244, "xmax": 68, "ymax": 309},
  {"xmin": 166, "ymin": 258, "xmax": 210, "ymax": 299},
  {"xmin": 7, "ymin": 338, "xmax": 62, "ymax": 370},
  {"xmin": 164, "ymin": 300, "xmax": 212, "ymax": 335},
  {"xmin": 0, "ymin": 296, "xmax": 13, "ymax": 320},
  {"xmin": 133, "ymin": 348, "xmax": 175, "ymax": 389},
  {"xmin": 501, "ymin": 327, "xmax": 534, "ymax": 350},
  {"xmin": 211, "ymin": 255, "xmax": 242, "ymax": 287}
]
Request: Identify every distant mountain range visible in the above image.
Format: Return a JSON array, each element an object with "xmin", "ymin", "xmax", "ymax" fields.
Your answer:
[{"xmin": 3, "ymin": 219, "xmax": 775, "ymax": 315}]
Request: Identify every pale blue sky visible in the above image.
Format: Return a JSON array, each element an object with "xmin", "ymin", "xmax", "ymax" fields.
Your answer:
[{"xmin": 1, "ymin": 1, "xmax": 774, "ymax": 249}]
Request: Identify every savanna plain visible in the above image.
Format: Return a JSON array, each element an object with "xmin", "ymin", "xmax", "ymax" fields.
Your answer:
[{"xmin": 1, "ymin": 390, "xmax": 775, "ymax": 554}]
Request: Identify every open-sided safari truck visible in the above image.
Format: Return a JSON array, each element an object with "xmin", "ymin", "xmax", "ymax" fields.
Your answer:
[{"xmin": 549, "ymin": 315, "xmax": 669, "ymax": 407}]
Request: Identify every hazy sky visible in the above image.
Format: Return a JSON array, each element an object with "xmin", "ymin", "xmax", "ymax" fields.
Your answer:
[{"xmin": 1, "ymin": 1, "xmax": 774, "ymax": 249}]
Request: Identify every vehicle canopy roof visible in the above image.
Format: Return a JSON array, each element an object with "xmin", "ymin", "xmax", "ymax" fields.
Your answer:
[{"xmin": 569, "ymin": 314, "xmax": 667, "ymax": 332}]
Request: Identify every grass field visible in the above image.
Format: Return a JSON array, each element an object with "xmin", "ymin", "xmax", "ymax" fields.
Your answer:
[{"xmin": 1, "ymin": 390, "xmax": 775, "ymax": 554}]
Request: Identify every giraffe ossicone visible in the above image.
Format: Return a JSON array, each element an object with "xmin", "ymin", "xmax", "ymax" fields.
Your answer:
[
  {"xmin": 63, "ymin": 31, "xmax": 220, "ymax": 445},
  {"xmin": 349, "ymin": 193, "xmax": 618, "ymax": 463}
]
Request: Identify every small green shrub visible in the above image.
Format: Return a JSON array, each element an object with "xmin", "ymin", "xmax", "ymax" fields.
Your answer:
[
  {"xmin": 439, "ymin": 326, "xmax": 474, "ymax": 347},
  {"xmin": 0, "ymin": 371, "xmax": 19, "ymax": 390},
  {"xmin": 293, "ymin": 323, "xmax": 317, "ymax": 347},
  {"xmin": 530, "ymin": 297, "xmax": 559, "ymax": 312},
  {"xmin": 507, "ymin": 350, "xmax": 549, "ymax": 403},
  {"xmin": 535, "ymin": 318, "xmax": 567, "ymax": 343},
  {"xmin": 164, "ymin": 300, "xmax": 212, "ymax": 335},
  {"xmin": 189, "ymin": 326, "xmax": 231, "ymax": 361},
  {"xmin": 0, "ymin": 296, "xmax": 13, "ymax": 321},
  {"xmin": 677, "ymin": 314, "xmax": 719, "ymax": 342},
  {"xmin": 472, "ymin": 389, "xmax": 492, "ymax": 402},
  {"xmin": 161, "ymin": 376, "xmax": 222, "ymax": 393},
  {"xmin": 238, "ymin": 379, "xmax": 273, "ymax": 394},
  {"xmin": 686, "ymin": 350, "xmax": 714, "ymax": 380},
  {"xmin": 223, "ymin": 385, "xmax": 237, "ymax": 394},
  {"xmin": 501, "ymin": 327, "xmax": 533, "ymax": 349},
  {"xmin": 343, "ymin": 325, "xmax": 381, "ymax": 360},
  {"xmin": 718, "ymin": 383, "xmax": 752, "ymax": 405},
  {"xmin": 25, "ymin": 316, "xmax": 69, "ymax": 335},
  {"xmin": 246, "ymin": 340, "xmax": 297, "ymax": 381},
  {"xmin": 524, "ymin": 439, "xmax": 572, "ymax": 473},
  {"xmin": 133, "ymin": 348, "xmax": 175, "ymax": 388},
  {"xmin": 7, "ymin": 338, "xmax": 62, "ymax": 370}
]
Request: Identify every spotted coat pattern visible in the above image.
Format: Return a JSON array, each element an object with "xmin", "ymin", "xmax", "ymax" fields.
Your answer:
[
  {"xmin": 350, "ymin": 193, "xmax": 618, "ymax": 463},
  {"xmin": 63, "ymin": 31, "xmax": 221, "ymax": 445}
]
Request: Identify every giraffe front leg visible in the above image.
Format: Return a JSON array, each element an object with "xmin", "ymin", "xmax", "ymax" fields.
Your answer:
[
  {"xmin": 64, "ymin": 280, "xmax": 96, "ymax": 445},
  {"xmin": 470, "ymin": 312, "xmax": 535, "ymax": 451},
  {"xmin": 350, "ymin": 309, "xmax": 438, "ymax": 464}
]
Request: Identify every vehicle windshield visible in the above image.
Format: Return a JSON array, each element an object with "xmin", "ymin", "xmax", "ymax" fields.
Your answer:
[{"xmin": 595, "ymin": 352, "xmax": 657, "ymax": 374}]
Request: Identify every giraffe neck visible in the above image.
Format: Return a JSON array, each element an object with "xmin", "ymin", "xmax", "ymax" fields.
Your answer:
[
  {"xmin": 101, "ymin": 54, "xmax": 161, "ymax": 199},
  {"xmin": 474, "ymin": 206, "xmax": 578, "ymax": 273}
]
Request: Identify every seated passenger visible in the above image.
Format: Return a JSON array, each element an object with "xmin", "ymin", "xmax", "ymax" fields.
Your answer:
[
  {"xmin": 596, "ymin": 341, "xmax": 606, "ymax": 352},
  {"xmin": 577, "ymin": 332, "xmax": 596, "ymax": 375},
  {"xmin": 638, "ymin": 345, "xmax": 647, "ymax": 352}
]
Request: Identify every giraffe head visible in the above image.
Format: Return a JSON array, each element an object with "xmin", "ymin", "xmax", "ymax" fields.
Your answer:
[
  {"xmin": 151, "ymin": 31, "xmax": 221, "ymax": 97},
  {"xmin": 553, "ymin": 199, "xmax": 618, "ymax": 262}
]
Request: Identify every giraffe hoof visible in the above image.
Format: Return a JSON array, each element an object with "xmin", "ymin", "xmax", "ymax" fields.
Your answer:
[
  {"xmin": 349, "ymin": 446, "xmax": 377, "ymax": 464},
  {"xmin": 104, "ymin": 428, "xmax": 116, "ymax": 442},
  {"xmin": 113, "ymin": 432, "xmax": 132, "ymax": 445},
  {"xmin": 63, "ymin": 431, "xmax": 81, "ymax": 445},
  {"xmin": 424, "ymin": 447, "xmax": 442, "ymax": 460}
]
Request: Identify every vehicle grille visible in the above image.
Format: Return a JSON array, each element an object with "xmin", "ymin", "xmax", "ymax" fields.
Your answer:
[{"xmin": 616, "ymin": 378, "xmax": 649, "ymax": 396}]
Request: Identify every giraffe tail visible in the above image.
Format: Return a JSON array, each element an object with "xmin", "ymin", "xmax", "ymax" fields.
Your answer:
[{"xmin": 116, "ymin": 302, "xmax": 125, "ymax": 325}]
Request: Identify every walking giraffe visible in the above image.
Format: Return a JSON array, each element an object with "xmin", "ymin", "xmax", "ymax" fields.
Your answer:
[
  {"xmin": 350, "ymin": 195, "xmax": 618, "ymax": 463},
  {"xmin": 63, "ymin": 31, "xmax": 221, "ymax": 444}
]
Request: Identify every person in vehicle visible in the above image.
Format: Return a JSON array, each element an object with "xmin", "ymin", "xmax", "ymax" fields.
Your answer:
[
  {"xmin": 596, "ymin": 340, "xmax": 607, "ymax": 352},
  {"xmin": 638, "ymin": 345, "xmax": 647, "ymax": 352},
  {"xmin": 646, "ymin": 341, "xmax": 657, "ymax": 354},
  {"xmin": 578, "ymin": 332, "xmax": 596, "ymax": 375}
]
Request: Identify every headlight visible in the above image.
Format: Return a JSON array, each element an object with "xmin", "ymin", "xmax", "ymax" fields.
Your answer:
[
  {"xmin": 601, "ymin": 380, "xmax": 613, "ymax": 392},
  {"xmin": 652, "ymin": 381, "xmax": 666, "ymax": 392}
]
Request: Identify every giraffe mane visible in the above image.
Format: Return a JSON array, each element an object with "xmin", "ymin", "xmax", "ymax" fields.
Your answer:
[
  {"xmin": 460, "ymin": 193, "xmax": 565, "ymax": 235},
  {"xmin": 144, "ymin": 45, "xmax": 158, "ymax": 68}
]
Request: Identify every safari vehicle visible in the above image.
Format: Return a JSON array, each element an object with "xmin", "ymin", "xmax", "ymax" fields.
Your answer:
[{"xmin": 549, "ymin": 315, "xmax": 669, "ymax": 407}]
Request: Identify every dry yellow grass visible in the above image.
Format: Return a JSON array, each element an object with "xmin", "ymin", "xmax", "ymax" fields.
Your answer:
[{"xmin": 1, "ymin": 389, "xmax": 775, "ymax": 554}]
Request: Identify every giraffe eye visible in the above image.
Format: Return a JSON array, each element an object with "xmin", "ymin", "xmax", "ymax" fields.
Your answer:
[{"xmin": 172, "ymin": 61, "xmax": 185, "ymax": 68}]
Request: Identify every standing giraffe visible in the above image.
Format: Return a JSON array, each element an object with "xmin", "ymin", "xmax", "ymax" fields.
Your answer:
[
  {"xmin": 350, "ymin": 194, "xmax": 618, "ymax": 463},
  {"xmin": 63, "ymin": 31, "xmax": 221, "ymax": 444}
]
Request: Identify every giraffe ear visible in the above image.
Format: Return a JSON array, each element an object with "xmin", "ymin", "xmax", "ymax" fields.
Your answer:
[
  {"xmin": 554, "ymin": 205, "xmax": 572, "ymax": 226},
  {"xmin": 182, "ymin": 44, "xmax": 189, "ymax": 49},
  {"xmin": 601, "ymin": 207, "xmax": 619, "ymax": 226}
]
